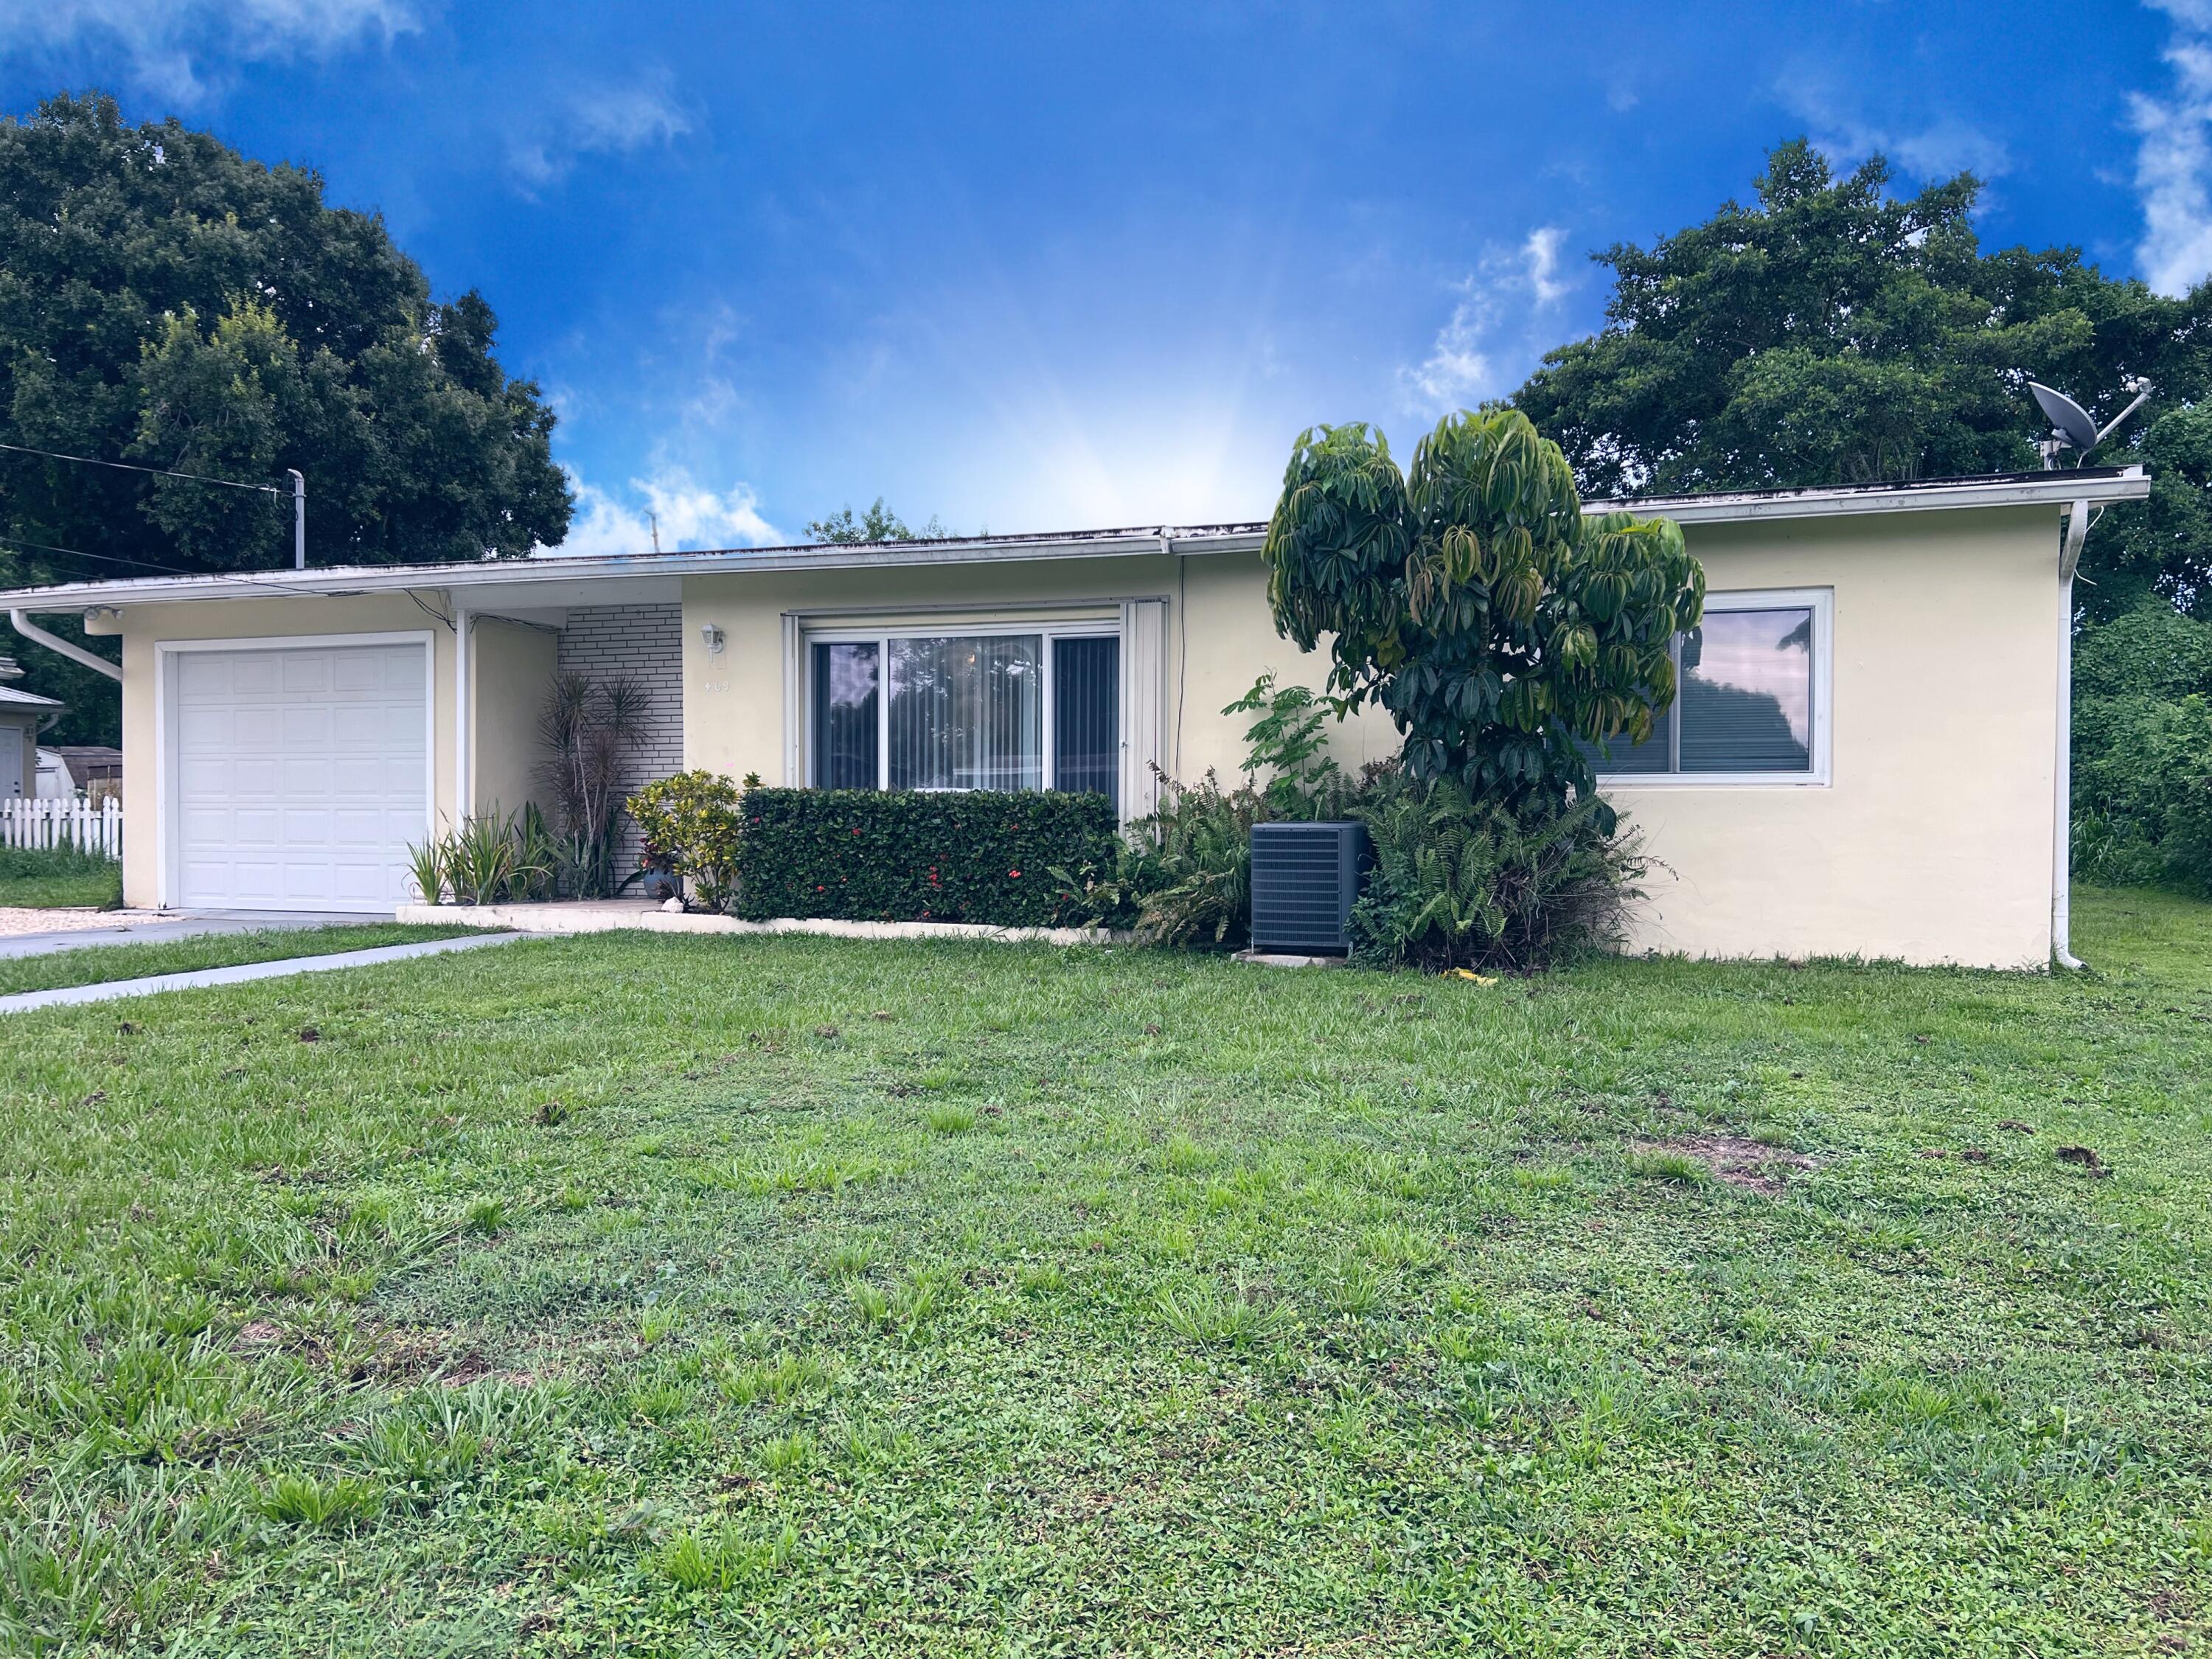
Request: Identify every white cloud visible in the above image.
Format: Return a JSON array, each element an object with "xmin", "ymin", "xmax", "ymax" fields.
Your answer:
[
  {"xmin": 0, "ymin": 0, "xmax": 417, "ymax": 101},
  {"xmin": 542, "ymin": 465, "xmax": 782, "ymax": 558},
  {"xmin": 1775, "ymin": 74, "xmax": 2011, "ymax": 183},
  {"xmin": 508, "ymin": 80, "xmax": 692, "ymax": 187},
  {"xmin": 1400, "ymin": 227, "xmax": 1571, "ymax": 414},
  {"xmin": 2132, "ymin": 1, "xmax": 2212, "ymax": 296}
]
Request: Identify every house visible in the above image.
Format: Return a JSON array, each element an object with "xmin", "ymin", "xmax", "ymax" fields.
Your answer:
[
  {"xmin": 0, "ymin": 465, "xmax": 2149, "ymax": 967},
  {"xmin": 0, "ymin": 656, "xmax": 63, "ymax": 799}
]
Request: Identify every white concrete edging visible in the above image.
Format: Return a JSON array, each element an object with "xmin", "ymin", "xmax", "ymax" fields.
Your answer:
[
  {"xmin": 0, "ymin": 931, "xmax": 524, "ymax": 1014},
  {"xmin": 396, "ymin": 901, "xmax": 1127, "ymax": 947}
]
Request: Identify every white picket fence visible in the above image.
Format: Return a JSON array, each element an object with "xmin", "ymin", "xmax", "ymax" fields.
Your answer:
[{"xmin": 1, "ymin": 797, "xmax": 123, "ymax": 859}]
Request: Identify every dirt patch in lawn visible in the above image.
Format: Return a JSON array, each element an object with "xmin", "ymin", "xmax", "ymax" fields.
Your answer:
[{"xmin": 1635, "ymin": 1134, "xmax": 1814, "ymax": 1195}]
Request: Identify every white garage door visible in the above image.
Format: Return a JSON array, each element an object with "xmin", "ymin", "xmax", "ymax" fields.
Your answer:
[{"xmin": 171, "ymin": 641, "xmax": 428, "ymax": 911}]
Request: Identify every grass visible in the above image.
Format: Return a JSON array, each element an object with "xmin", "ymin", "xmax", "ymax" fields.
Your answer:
[
  {"xmin": 0, "ymin": 843, "xmax": 120, "ymax": 909},
  {"xmin": 0, "ymin": 885, "xmax": 2206, "ymax": 1654},
  {"xmin": 0, "ymin": 923, "xmax": 482, "ymax": 997}
]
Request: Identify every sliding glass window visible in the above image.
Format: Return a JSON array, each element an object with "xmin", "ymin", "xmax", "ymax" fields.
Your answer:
[{"xmin": 809, "ymin": 629, "xmax": 1119, "ymax": 807}]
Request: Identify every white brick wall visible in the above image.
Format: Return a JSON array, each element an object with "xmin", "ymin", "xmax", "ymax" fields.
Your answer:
[{"xmin": 554, "ymin": 603, "xmax": 684, "ymax": 878}]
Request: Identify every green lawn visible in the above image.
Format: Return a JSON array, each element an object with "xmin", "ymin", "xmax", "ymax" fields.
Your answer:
[
  {"xmin": 0, "ymin": 844, "xmax": 121, "ymax": 908},
  {"xmin": 0, "ymin": 922, "xmax": 481, "ymax": 998},
  {"xmin": 1, "ymin": 888, "xmax": 2207, "ymax": 1655}
]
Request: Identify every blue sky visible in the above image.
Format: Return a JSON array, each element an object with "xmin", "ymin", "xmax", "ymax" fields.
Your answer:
[{"xmin": 1, "ymin": 1, "xmax": 2204, "ymax": 550}]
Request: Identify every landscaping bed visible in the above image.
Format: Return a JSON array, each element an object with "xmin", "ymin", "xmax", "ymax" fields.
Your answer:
[{"xmin": 0, "ymin": 888, "xmax": 2205, "ymax": 1652}]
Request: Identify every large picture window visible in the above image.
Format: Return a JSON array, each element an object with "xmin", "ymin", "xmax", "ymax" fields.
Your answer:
[
  {"xmin": 808, "ymin": 628, "xmax": 1120, "ymax": 809},
  {"xmin": 1582, "ymin": 590, "xmax": 1829, "ymax": 782}
]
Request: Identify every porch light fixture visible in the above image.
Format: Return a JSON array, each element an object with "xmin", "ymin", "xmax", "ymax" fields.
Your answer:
[{"xmin": 700, "ymin": 622, "xmax": 726, "ymax": 655}]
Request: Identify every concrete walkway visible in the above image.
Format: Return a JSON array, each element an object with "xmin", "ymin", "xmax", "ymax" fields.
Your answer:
[
  {"xmin": 0, "ymin": 931, "xmax": 524, "ymax": 1014},
  {"xmin": 0, "ymin": 908, "xmax": 377, "ymax": 960}
]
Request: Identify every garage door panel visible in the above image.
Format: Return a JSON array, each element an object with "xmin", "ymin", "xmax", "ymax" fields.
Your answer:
[
  {"xmin": 280, "ymin": 654, "xmax": 333, "ymax": 695},
  {"xmin": 173, "ymin": 642, "xmax": 426, "ymax": 911}
]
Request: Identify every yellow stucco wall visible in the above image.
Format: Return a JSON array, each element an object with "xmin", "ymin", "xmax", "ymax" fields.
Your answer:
[
  {"xmin": 116, "ymin": 594, "xmax": 458, "ymax": 908},
  {"xmin": 677, "ymin": 553, "xmax": 1401, "ymax": 785},
  {"xmin": 681, "ymin": 505, "xmax": 2060, "ymax": 967},
  {"xmin": 104, "ymin": 500, "xmax": 2062, "ymax": 964},
  {"xmin": 468, "ymin": 616, "xmax": 556, "ymax": 819},
  {"xmin": 1608, "ymin": 506, "xmax": 2059, "ymax": 967}
]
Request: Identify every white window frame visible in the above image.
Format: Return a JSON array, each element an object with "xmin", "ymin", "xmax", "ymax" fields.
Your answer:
[
  {"xmin": 1592, "ymin": 586, "xmax": 1833, "ymax": 789},
  {"xmin": 800, "ymin": 618, "xmax": 1122, "ymax": 793}
]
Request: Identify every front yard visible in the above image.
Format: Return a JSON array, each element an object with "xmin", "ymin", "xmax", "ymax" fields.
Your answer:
[{"xmin": 2, "ymin": 888, "xmax": 2208, "ymax": 1654}]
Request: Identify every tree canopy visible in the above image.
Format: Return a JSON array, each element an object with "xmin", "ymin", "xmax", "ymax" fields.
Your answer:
[
  {"xmin": 0, "ymin": 91, "xmax": 574, "ymax": 738},
  {"xmin": 806, "ymin": 498, "xmax": 951, "ymax": 543},
  {"xmin": 1512, "ymin": 139, "xmax": 2212, "ymax": 615},
  {"xmin": 1263, "ymin": 408, "xmax": 1701, "ymax": 825}
]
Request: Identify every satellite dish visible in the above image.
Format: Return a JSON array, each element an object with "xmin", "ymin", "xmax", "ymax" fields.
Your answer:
[
  {"xmin": 2030, "ymin": 376, "xmax": 2153, "ymax": 465},
  {"xmin": 2030, "ymin": 383, "xmax": 2100, "ymax": 454}
]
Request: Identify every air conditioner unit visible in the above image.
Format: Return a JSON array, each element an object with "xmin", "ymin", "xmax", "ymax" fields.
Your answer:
[{"xmin": 1249, "ymin": 820, "xmax": 1370, "ymax": 955}]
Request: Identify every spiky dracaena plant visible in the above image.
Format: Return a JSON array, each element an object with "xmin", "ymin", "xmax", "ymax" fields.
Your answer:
[
  {"xmin": 533, "ymin": 672, "xmax": 650, "ymax": 897},
  {"xmin": 1262, "ymin": 408, "xmax": 1703, "ymax": 827}
]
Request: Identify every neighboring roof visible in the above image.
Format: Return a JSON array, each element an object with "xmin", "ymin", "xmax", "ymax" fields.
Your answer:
[
  {"xmin": 0, "ymin": 684, "xmax": 63, "ymax": 709},
  {"xmin": 0, "ymin": 465, "xmax": 2151, "ymax": 612}
]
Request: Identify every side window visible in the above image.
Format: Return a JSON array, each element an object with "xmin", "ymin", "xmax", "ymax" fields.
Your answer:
[{"xmin": 1579, "ymin": 594, "xmax": 1823, "ymax": 780}]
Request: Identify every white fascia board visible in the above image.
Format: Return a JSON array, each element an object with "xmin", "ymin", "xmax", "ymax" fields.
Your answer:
[
  {"xmin": 0, "ymin": 528, "xmax": 1270, "ymax": 611},
  {"xmin": 0, "ymin": 469, "xmax": 2148, "ymax": 612},
  {"xmin": 1598, "ymin": 467, "xmax": 2150, "ymax": 525}
]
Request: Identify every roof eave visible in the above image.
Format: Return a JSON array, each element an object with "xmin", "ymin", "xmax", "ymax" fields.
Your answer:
[{"xmin": 0, "ymin": 467, "xmax": 2152, "ymax": 611}]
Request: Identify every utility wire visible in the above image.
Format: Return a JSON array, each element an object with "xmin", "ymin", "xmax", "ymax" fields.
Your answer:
[
  {"xmin": 0, "ymin": 440, "xmax": 287, "ymax": 495},
  {"xmin": 0, "ymin": 531, "xmax": 340, "ymax": 603}
]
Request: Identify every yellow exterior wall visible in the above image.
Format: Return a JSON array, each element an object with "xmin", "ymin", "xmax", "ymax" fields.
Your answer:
[
  {"xmin": 100, "ymin": 500, "xmax": 2062, "ymax": 964},
  {"xmin": 468, "ymin": 616, "xmax": 556, "ymax": 818},
  {"xmin": 1610, "ymin": 506, "xmax": 2059, "ymax": 968},
  {"xmin": 116, "ymin": 594, "xmax": 458, "ymax": 908},
  {"xmin": 681, "ymin": 504, "xmax": 2060, "ymax": 968},
  {"xmin": 677, "ymin": 553, "xmax": 1400, "ymax": 785}
]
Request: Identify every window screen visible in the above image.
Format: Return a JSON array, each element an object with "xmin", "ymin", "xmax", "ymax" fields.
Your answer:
[
  {"xmin": 1053, "ymin": 636, "xmax": 1120, "ymax": 808},
  {"xmin": 812, "ymin": 641, "xmax": 878, "ymax": 789}
]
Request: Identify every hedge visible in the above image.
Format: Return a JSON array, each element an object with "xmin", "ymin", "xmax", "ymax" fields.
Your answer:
[{"xmin": 734, "ymin": 788, "xmax": 1119, "ymax": 927}]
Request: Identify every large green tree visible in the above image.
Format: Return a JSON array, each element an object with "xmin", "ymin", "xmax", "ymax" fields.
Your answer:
[
  {"xmin": 1263, "ymin": 408, "xmax": 1701, "ymax": 825},
  {"xmin": 1512, "ymin": 139, "xmax": 2212, "ymax": 616},
  {"xmin": 0, "ymin": 92, "xmax": 573, "ymax": 740}
]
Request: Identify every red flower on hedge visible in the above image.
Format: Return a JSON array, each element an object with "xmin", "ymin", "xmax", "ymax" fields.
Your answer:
[{"xmin": 1008, "ymin": 869, "xmax": 1021, "ymax": 879}]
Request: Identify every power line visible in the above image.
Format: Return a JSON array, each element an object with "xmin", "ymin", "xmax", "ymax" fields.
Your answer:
[
  {"xmin": 0, "ymin": 439, "xmax": 287, "ymax": 495},
  {"xmin": 0, "ymin": 531, "xmax": 341, "ymax": 603}
]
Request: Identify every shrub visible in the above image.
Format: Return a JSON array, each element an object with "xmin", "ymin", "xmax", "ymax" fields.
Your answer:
[
  {"xmin": 1348, "ymin": 777, "xmax": 1645, "ymax": 972},
  {"xmin": 627, "ymin": 771, "xmax": 745, "ymax": 912},
  {"xmin": 1051, "ymin": 678, "xmax": 1356, "ymax": 950},
  {"xmin": 406, "ymin": 809, "xmax": 551, "ymax": 905},
  {"xmin": 533, "ymin": 672, "xmax": 650, "ymax": 897},
  {"xmin": 734, "ymin": 787, "xmax": 1117, "ymax": 927},
  {"xmin": 2072, "ymin": 602, "xmax": 2212, "ymax": 891},
  {"xmin": 2073, "ymin": 689, "xmax": 2212, "ymax": 890}
]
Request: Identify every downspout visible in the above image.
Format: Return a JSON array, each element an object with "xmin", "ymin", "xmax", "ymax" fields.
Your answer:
[
  {"xmin": 9, "ymin": 610, "xmax": 123, "ymax": 682},
  {"xmin": 2053, "ymin": 500, "xmax": 2091, "ymax": 970},
  {"xmin": 453, "ymin": 601, "xmax": 471, "ymax": 825}
]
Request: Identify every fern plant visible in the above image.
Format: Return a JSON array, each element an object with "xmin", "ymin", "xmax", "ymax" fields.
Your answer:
[{"xmin": 1350, "ymin": 778, "xmax": 1644, "ymax": 972}]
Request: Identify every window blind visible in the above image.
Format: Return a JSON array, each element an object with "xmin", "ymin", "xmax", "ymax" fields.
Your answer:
[{"xmin": 1053, "ymin": 635, "xmax": 1119, "ymax": 807}]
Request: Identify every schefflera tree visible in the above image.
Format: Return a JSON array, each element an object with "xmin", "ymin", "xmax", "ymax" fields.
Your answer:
[{"xmin": 1262, "ymin": 408, "xmax": 1703, "ymax": 828}]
